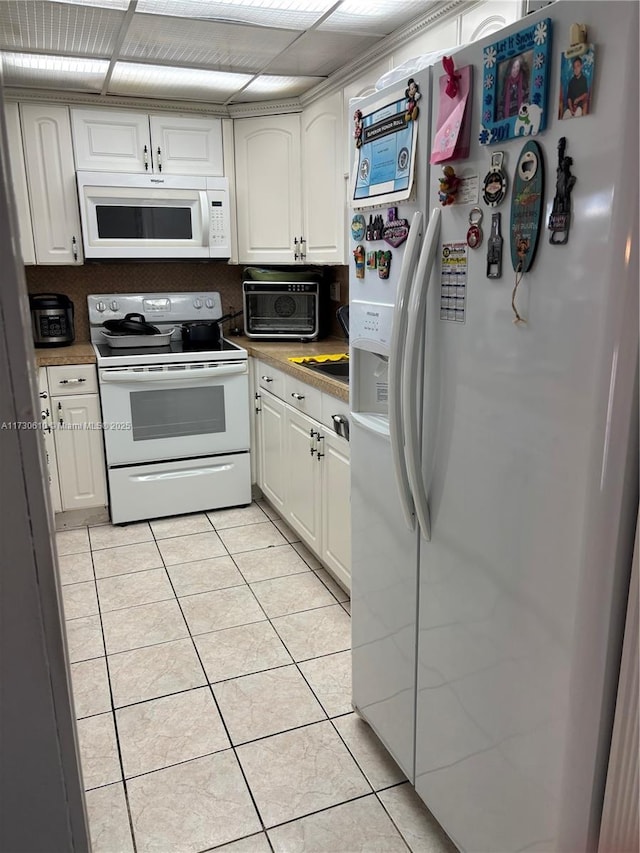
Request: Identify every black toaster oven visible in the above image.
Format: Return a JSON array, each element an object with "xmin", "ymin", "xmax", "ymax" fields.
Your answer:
[{"xmin": 242, "ymin": 280, "xmax": 328, "ymax": 341}]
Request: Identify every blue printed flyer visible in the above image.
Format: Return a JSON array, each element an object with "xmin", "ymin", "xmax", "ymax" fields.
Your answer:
[{"xmin": 352, "ymin": 97, "xmax": 417, "ymax": 207}]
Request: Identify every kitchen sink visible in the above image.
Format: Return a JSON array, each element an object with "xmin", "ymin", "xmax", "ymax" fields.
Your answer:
[{"xmin": 301, "ymin": 360, "xmax": 349, "ymax": 383}]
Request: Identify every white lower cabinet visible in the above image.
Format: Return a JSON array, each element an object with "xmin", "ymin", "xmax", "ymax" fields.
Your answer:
[
  {"xmin": 253, "ymin": 358, "xmax": 350, "ymax": 588},
  {"xmin": 53, "ymin": 393, "xmax": 108, "ymax": 511},
  {"xmin": 37, "ymin": 368, "xmax": 62, "ymax": 512},
  {"xmin": 257, "ymin": 389, "xmax": 286, "ymax": 514},
  {"xmin": 38, "ymin": 364, "xmax": 107, "ymax": 512},
  {"xmin": 284, "ymin": 407, "xmax": 322, "ymax": 554}
]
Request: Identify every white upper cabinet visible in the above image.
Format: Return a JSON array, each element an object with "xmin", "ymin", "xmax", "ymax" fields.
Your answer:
[
  {"xmin": 71, "ymin": 108, "xmax": 224, "ymax": 176},
  {"xmin": 71, "ymin": 108, "xmax": 151, "ymax": 173},
  {"xmin": 148, "ymin": 114, "xmax": 223, "ymax": 176},
  {"xmin": 234, "ymin": 114, "xmax": 302, "ymax": 264},
  {"xmin": 301, "ymin": 91, "xmax": 345, "ymax": 265},
  {"xmin": 4, "ymin": 103, "xmax": 35, "ymax": 265},
  {"xmin": 459, "ymin": 0, "xmax": 522, "ymax": 43},
  {"xmin": 20, "ymin": 103, "xmax": 83, "ymax": 265}
]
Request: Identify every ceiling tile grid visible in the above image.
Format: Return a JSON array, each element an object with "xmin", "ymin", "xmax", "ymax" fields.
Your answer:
[{"xmin": 0, "ymin": 0, "xmax": 440, "ymax": 104}]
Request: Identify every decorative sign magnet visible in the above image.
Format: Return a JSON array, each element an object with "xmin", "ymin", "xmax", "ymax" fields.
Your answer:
[
  {"xmin": 548, "ymin": 137, "xmax": 576, "ymax": 244},
  {"xmin": 382, "ymin": 207, "xmax": 410, "ymax": 247},
  {"xmin": 510, "ymin": 140, "xmax": 545, "ymax": 273},
  {"xmin": 351, "ymin": 214, "xmax": 366, "ymax": 241},
  {"xmin": 353, "ymin": 109, "xmax": 364, "ymax": 148},
  {"xmin": 482, "ymin": 151, "xmax": 507, "ymax": 206},
  {"xmin": 438, "ymin": 165, "xmax": 461, "ymax": 206},
  {"xmin": 559, "ymin": 25, "xmax": 595, "ymax": 119},
  {"xmin": 467, "ymin": 208, "xmax": 483, "ymax": 249},
  {"xmin": 366, "ymin": 251, "xmax": 377, "ymax": 270},
  {"xmin": 405, "ymin": 78, "xmax": 421, "ymax": 121},
  {"xmin": 353, "ymin": 245, "xmax": 365, "ymax": 278},
  {"xmin": 377, "ymin": 251, "xmax": 392, "ymax": 279},
  {"xmin": 486, "ymin": 212, "xmax": 503, "ymax": 278}
]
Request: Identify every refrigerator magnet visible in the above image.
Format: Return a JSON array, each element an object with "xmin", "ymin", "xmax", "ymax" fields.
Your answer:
[
  {"xmin": 353, "ymin": 109, "xmax": 364, "ymax": 147},
  {"xmin": 466, "ymin": 208, "xmax": 483, "ymax": 249},
  {"xmin": 509, "ymin": 140, "xmax": 545, "ymax": 323},
  {"xmin": 353, "ymin": 245, "xmax": 365, "ymax": 278},
  {"xmin": 405, "ymin": 78, "xmax": 421, "ymax": 121},
  {"xmin": 438, "ymin": 165, "xmax": 461, "ymax": 206},
  {"xmin": 382, "ymin": 207, "xmax": 410, "ymax": 247},
  {"xmin": 351, "ymin": 214, "xmax": 366, "ymax": 241},
  {"xmin": 548, "ymin": 137, "xmax": 576, "ymax": 244},
  {"xmin": 482, "ymin": 151, "xmax": 508, "ymax": 206},
  {"xmin": 559, "ymin": 26, "xmax": 595, "ymax": 120},
  {"xmin": 377, "ymin": 251, "xmax": 392, "ymax": 279},
  {"xmin": 486, "ymin": 212, "xmax": 503, "ymax": 278},
  {"xmin": 366, "ymin": 251, "xmax": 377, "ymax": 270},
  {"xmin": 478, "ymin": 18, "xmax": 552, "ymax": 146}
]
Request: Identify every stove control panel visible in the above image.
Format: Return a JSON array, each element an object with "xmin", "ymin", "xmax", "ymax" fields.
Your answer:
[{"xmin": 88, "ymin": 292, "xmax": 224, "ymax": 340}]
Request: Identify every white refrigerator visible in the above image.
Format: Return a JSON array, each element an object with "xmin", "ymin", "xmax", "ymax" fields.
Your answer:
[{"xmin": 349, "ymin": 3, "xmax": 639, "ymax": 852}]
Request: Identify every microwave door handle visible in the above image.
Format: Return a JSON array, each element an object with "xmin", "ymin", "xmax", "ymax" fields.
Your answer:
[{"xmin": 99, "ymin": 364, "xmax": 247, "ymax": 383}]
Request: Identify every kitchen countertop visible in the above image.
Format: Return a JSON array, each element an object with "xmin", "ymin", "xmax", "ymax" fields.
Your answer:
[
  {"xmin": 34, "ymin": 342, "xmax": 96, "ymax": 367},
  {"xmin": 236, "ymin": 336, "xmax": 349, "ymax": 403},
  {"xmin": 34, "ymin": 337, "xmax": 350, "ymax": 402}
]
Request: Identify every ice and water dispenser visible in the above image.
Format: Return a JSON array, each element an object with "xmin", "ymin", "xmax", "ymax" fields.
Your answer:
[{"xmin": 349, "ymin": 300, "xmax": 395, "ymax": 418}]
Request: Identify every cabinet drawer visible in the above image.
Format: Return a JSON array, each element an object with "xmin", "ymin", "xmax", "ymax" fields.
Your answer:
[
  {"xmin": 257, "ymin": 361, "xmax": 287, "ymax": 399},
  {"xmin": 286, "ymin": 374, "xmax": 322, "ymax": 421},
  {"xmin": 321, "ymin": 392, "xmax": 350, "ymax": 442},
  {"xmin": 47, "ymin": 364, "xmax": 98, "ymax": 395}
]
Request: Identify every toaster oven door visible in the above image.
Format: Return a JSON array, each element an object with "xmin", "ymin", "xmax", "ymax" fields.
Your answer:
[{"xmin": 243, "ymin": 288, "xmax": 318, "ymax": 339}]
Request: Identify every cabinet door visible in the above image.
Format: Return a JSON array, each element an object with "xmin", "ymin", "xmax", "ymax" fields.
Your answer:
[
  {"xmin": 285, "ymin": 407, "xmax": 322, "ymax": 553},
  {"xmin": 21, "ymin": 104, "xmax": 83, "ymax": 264},
  {"xmin": 234, "ymin": 115, "xmax": 301, "ymax": 264},
  {"xmin": 301, "ymin": 92, "xmax": 345, "ymax": 264},
  {"xmin": 459, "ymin": 1, "xmax": 521, "ymax": 43},
  {"xmin": 258, "ymin": 389, "xmax": 286, "ymax": 514},
  {"xmin": 38, "ymin": 369, "xmax": 62, "ymax": 512},
  {"xmin": 4, "ymin": 103, "xmax": 35, "ymax": 264},
  {"xmin": 71, "ymin": 108, "xmax": 152, "ymax": 173},
  {"xmin": 149, "ymin": 115, "xmax": 223, "ymax": 176},
  {"xmin": 53, "ymin": 394, "xmax": 107, "ymax": 510},
  {"xmin": 321, "ymin": 430, "xmax": 351, "ymax": 590}
]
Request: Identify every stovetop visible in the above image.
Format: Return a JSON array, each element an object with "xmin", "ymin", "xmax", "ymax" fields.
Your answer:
[
  {"xmin": 88, "ymin": 291, "xmax": 247, "ymax": 367},
  {"xmin": 93, "ymin": 337, "xmax": 247, "ymax": 367}
]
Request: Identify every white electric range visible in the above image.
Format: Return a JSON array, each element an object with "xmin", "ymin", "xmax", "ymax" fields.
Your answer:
[{"xmin": 89, "ymin": 292, "xmax": 250, "ymax": 524}]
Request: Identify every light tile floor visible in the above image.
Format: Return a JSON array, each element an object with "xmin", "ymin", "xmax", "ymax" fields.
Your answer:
[{"xmin": 57, "ymin": 500, "xmax": 456, "ymax": 853}]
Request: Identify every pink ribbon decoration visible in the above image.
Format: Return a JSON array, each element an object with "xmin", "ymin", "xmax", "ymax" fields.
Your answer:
[{"xmin": 442, "ymin": 56, "xmax": 461, "ymax": 98}]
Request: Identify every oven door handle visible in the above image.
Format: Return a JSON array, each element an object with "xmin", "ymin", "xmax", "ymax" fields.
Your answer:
[{"xmin": 99, "ymin": 363, "xmax": 247, "ymax": 382}]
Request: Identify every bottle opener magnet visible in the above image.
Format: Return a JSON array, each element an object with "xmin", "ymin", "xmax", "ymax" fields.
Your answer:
[
  {"xmin": 466, "ymin": 207, "xmax": 483, "ymax": 249},
  {"xmin": 482, "ymin": 151, "xmax": 507, "ymax": 207},
  {"xmin": 486, "ymin": 212, "xmax": 503, "ymax": 278}
]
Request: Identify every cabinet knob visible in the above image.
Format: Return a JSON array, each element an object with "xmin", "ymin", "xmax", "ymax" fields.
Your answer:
[
  {"xmin": 39, "ymin": 391, "xmax": 48, "ymax": 399},
  {"xmin": 72, "ymin": 236, "xmax": 78, "ymax": 262},
  {"xmin": 316, "ymin": 434, "xmax": 325, "ymax": 461},
  {"xmin": 261, "ymin": 375, "xmax": 273, "ymax": 383},
  {"xmin": 291, "ymin": 392, "xmax": 305, "ymax": 401}
]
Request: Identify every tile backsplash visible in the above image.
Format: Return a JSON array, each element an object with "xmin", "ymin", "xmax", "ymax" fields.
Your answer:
[{"xmin": 26, "ymin": 263, "xmax": 349, "ymax": 342}]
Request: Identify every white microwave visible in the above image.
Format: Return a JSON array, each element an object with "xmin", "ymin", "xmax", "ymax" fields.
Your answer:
[{"xmin": 76, "ymin": 172, "xmax": 231, "ymax": 260}]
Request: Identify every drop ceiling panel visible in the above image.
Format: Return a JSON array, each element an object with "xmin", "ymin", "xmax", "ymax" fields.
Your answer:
[
  {"xmin": 135, "ymin": 0, "xmax": 336, "ymax": 31},
  {"xmin": 2, "ymin": 52, "xmax": 108, "ymax": 92},
  {"xmin": 109, "ymin": 61, "xmax": 253, "ymax": 102},
  {"xmin": 320, "ymin": 0, "xmax": 434, "ymax": 36},
  {"xmin": 121, "ymin": 13, "xmax": 296, "ymax": 71},
  {"xmin": 0, "ymin": 1, "xmax": 124, "ymax": 56},
  {"xmin": 230, "ymin": 74, "xmax": 324, "ymax": 102},
  {"xmin": 268, "ymin": 29, "xmax": 379, "ymax": 77}
]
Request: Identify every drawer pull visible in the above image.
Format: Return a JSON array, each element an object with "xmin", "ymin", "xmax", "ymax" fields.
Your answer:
[
  {"xmin": 261, "ymin": 375, "xmax": 273, "ymax": 383},
  {"xmin": 59, "ymin": 378, "xmax": 86, "ymax": 385},
  {"xmin": 291, "ymin": 392, "xmax": 305, "ymax": 401}
]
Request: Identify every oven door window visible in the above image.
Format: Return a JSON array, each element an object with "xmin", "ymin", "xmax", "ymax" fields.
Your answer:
[
  {"xmin": 130, "ymin": 385, "xmax": 225, "ymax": 441},
  {"xmin": 96, "ymin": 205, "xmax": 192, "ymax": 240},
  {"xmin": 246, "ymin": 292, "xmax": 315, "ymax": 334}
]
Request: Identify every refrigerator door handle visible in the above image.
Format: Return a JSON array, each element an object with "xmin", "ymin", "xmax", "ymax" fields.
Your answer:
[
  {"xmin": 389, "ymin": 210, "xmax": 423, "ymax": 531},
  {"xmin": 402, "ymin": 208, "xmax": 441, "ymax": 542}
]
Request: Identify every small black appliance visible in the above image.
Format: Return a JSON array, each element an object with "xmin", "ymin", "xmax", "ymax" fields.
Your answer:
[{"xmin": 29, "ymin": 293, "xmax": 75, "ymax": 347}]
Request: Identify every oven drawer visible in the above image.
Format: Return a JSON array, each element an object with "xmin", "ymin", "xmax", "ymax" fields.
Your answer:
[
  {"xmin": 108, "ymin": 452, "xmax": 251, "ymax": 524},
  {"xmin": 48, "ymin": 364, "xmax": 98, "ymax": 395}
]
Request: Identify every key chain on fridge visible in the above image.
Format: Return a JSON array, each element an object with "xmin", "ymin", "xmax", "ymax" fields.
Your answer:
[{"xmin": 509, "ymin": 141, "xmax": 545, "ymax": 324}]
